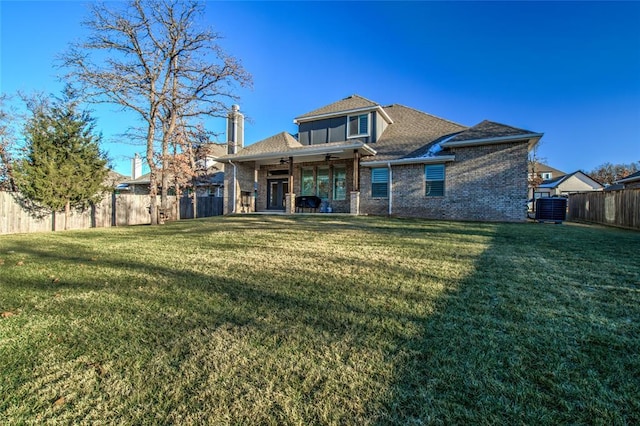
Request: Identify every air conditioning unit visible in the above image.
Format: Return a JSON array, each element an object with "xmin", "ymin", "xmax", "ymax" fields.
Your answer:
[{"xmin": 535, "ymin": 197, "xmax": 567, "ymax": 223}]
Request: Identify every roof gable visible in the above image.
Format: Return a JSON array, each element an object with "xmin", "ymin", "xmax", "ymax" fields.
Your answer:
[
  {"xmin": 445, "ymin": 120, "xmax": 537, "ymax": 143},
  {"xmin": 367, "ymin": 104, "xmax": 467, "ymax": 162},
  {"xmin": 539, "ymin": 170, "xmax": 603, "ymax": 189},
  {"xmin": 233, "ymin": 132, "xmax": 303, "ymax": 157},
  {"xmin": 202, "ymin": 143, "xmax": 228, "ymax": 158},
  {"xmin": 528, "ymin": 162, "xmax": 567, "ymax": 177},
  {"xmin": 295, "ymin": 94, "xmax": 379, "ymax": 120}
]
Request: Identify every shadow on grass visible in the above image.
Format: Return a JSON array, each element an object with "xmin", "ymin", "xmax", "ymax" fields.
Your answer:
[
  {"xmin": 381, "ymin": 223, "xmax": 640, "ymax": 424},
  {"xmin": 1, "ymin": 218, "xmax": 638, "ymax": 423}
]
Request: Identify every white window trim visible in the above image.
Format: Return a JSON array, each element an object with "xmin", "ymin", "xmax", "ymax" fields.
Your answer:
[{"xmin": 347, "ymin": 113, "xmax": 370, "ymax": 139}]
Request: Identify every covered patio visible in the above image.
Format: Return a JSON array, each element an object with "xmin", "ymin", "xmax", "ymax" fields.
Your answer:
[{"xmin": 220, "ymin": 133, "xmax": 376, "ymax": 215}]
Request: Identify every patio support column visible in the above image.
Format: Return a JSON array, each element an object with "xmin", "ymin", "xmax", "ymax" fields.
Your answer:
[
  {"xmin": 350, "ymin": 150, "xmax": 360, "ymax": 215},
  {"xmin": 350, "ymin": 191, "xmax": 360, "ymax": 215},
  {"xmin": 353, "ymin": 150, "xmax": 360, "ymax": 192},
  {"xmin": 286, "ymin": 156, "xmax": 295, "ymax": 214}
]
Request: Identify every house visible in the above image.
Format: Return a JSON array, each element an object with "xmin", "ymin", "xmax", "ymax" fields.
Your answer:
[
  {"xmin": 528, "ymin": 162, "xmax": 566, "ymax": 199},
  {"xmin": 529, "ymin": 162, "xmax": 566, "ymax": 182},
  {"xmin": 613, "ymin": 170, "xmax": 640, "ymax": 189},
  {"xmin": 219, "ymin": 95, "xmax": 543, "ymax": 222},
  {"xmin": 117, "ymin": 146, "xmax": 226, "ymax": 196},
  {"xmin": 536, "ymin": 170, "xmax": 603, "ymax": 197}
]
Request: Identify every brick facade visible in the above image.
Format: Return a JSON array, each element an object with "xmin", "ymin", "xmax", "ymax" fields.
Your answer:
[
  {"xmin": 253, "ymin": 160, "xmax": 354, "ymax": 213},
  {"xmin": 360, "ymin": 142, "xmax": 529, "ymax": 222},
  {"xmin": 223, "ymin": 161, "xmax": 255, "ymax": 214}
]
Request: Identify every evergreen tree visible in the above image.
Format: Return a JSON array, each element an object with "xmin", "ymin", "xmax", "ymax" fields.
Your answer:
[{"xmin": 15, "ymin": 88, "xmax": 109, "ymax": 230}]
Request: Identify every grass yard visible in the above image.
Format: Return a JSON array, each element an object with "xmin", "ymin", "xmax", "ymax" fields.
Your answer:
[{"xmin": 1, "ymin": 215, "xmax": 638, "ymax": 424}]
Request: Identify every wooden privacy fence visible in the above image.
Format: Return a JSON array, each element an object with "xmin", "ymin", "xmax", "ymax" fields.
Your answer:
[
  {"xmin": 0, "ymin": 191, "xmax": 223, "ymax": 235},
  {"xmin": 179, "ymin": 196, "xmax": 223, "ymax": 219},
  {"xmin": 568, "ymin": 189, "xmax": 640, "ymax": 230}
]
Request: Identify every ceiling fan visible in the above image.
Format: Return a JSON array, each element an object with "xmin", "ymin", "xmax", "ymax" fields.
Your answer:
[
  {"xmin": 324, "ymin": 154, "xmax": 339, "ymax": 161},
  {"xmin": 279, "ymin": 158, "xmax": 289, "ymax": 165}
]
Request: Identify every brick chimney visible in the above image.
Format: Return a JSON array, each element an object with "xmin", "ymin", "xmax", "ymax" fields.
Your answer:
[
  {"xmin": 131, "ymin": 153, "xmax": 142, "ymax": 179},
  {"xmin": 227, "ymin": 104, "xmax": 244, "ymax": 155}
]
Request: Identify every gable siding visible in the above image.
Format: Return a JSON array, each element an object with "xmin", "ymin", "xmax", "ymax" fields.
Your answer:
[
  {"xmin": 299, "ymin": 118, "xmax": 346, "ymax": 145},
  {"xmin": 297, "ymin": 113, "xmax": 380, "ymax": 145},
  {"xmin": 557, "ymin": 174, "xmax": 602, "ymax": 194},
  {"xmin": 359, "ymin": 142, "xmax": 529, "ymax": 221}
]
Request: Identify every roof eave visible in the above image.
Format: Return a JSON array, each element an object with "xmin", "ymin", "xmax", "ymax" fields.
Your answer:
[
  {"xmin": 615, "ymin": 175, "xmax": 640, "ymax": 184},
  {"xmin": 294, "ymin": 105, "xmax": 394, "ymax": 125},
  {"xmin": 361, "ymin": 155, "xmax": 456, "ymax": 167},
  {"xmin": 441, "ymin": 133, "xmax": 544, "ymax": 149},
  {"xmin": 219, "ymin": 142, "xmax": 377, "ymax": 163}
]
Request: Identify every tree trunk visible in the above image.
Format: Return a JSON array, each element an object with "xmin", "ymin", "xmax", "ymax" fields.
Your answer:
[{"xmin": 147, "ymin": 124, "xmax": 158, "ymax": 225}]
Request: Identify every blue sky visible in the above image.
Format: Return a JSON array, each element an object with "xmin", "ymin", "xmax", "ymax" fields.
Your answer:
[{"xmin": 1, "ymin": 1, "xmax": 639, "ymax": 177}]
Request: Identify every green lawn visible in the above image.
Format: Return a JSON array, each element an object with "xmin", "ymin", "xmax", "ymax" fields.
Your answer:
[{"xmin": 1, "ymin": 216, "xmax": 638, "ymax": 424}]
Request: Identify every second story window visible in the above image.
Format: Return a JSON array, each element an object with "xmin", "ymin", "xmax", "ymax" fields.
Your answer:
[{"xmin": 347, "ymin": 113, "xmax": 369, "ymax": 138}]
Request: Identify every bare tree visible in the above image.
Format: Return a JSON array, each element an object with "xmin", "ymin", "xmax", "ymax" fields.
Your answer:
[
  {"xmin": 527, "ymin": 144, "xmax": 545, "ymax": 198},
  {"xmin": 62, "ymin": 0, "xmax": 251, "ymax": 224},
  {"xmin": 0, "ymin": 95, "xmax": 18, "ymax": 192},
  {"xmin": 589, "ymin": 161, "xmax": 640, "ymax": 186}
]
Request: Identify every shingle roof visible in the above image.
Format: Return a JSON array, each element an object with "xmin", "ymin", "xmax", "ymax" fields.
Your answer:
[
  {"xmin": 230, "ymin": 132, "xmax": 303, "ymax": 157},
  {"xmin": 369, "ymin": 104, "xmax": 467, "ymax": 162},
  {"xmin": 106, "ymin": 170, "xmax": 129, "ymax": 186},
  {"xmin": 221, "ymin": 134, "xmax": 375, "ymax": 161},
  {"xmin": 446, "ymin": 120, "xmax": 537, "ymax": 143},
  {"xmin": 225, "ymin": 97, "xmax": 542, "ymax": 165},
  {"xmin": 295, "ymin": 94, "xmax": 379, "ymax": 120},
  {"xmin": 538, "ymin": 170, "xmax": 603, "ymax": 189},
  {"xmin": 202, "ymin": 143, "xmax": 228, "ymax": 158},
  {"xmin": 528, "ymin": 162, "xmax": 566, "ymax": 176}
]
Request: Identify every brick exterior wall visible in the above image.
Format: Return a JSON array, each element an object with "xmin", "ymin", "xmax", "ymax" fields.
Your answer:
[
  {"xmin": 360, "ymin": 142, "xmax": 529, "ymax": 222},
  {"xmin": 255, "ymin": 160, "xmax": 354, "ymax": 213},
  {"xmin": 223, "ymin": 161, "xmax": 255, "ymax": 214}
]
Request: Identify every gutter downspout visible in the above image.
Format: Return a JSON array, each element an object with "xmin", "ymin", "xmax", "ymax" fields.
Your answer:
[
  {"xmin": 229, "ymin": 160, "xmax": 237, "ymax": 214},
  {"xmin": 388, "ymin": 162, "xmax": 393, "ymax": 216}
]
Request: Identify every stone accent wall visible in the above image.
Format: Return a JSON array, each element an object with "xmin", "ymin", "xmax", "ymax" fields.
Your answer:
[{"xmin": 360, "ymin": 142, "xmax": 529, "ymax": 222}]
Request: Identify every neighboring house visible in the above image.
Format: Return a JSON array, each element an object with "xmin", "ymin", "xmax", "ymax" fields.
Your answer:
[
  {"xmin": 528, "ymin": 162, "xmax": 566, "ymax": 199},
  {"xmin": 219, "ymin": 95, "xmax": 543, "ymax": 222},
  {"xmin": 613, "ymin": 170, "xmax": 640, "ymax": 189},
  {"xmin": 529, "ymin": 162, "xmax": 566, "ymax": 182},
  {"xmin": 117, "ymin": 146, "xmax": 226, "ymax": 196},
  {"xmin": 105, "ymin": 170, "xmax": 129, "ymax": 189},
  {"xmin": 536, "ymin": 170, "xmax": 603, "ymax": 197}
]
